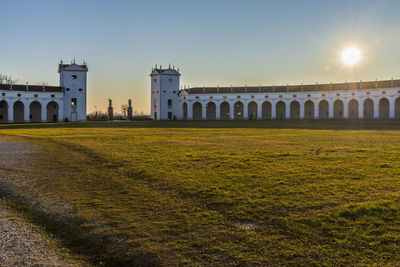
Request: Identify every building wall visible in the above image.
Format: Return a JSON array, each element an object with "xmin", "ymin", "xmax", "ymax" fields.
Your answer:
[
  {"xmin": 0, "ymin": 90, "xmax": 64, "ymax": 123},
  {"xmin": 60, "ymin": 65, "xmax": 87, "ymax": 122},
  {"xmin": 177, "ymin": 87, "xmax": 400, "ymax": 120},
  {"xmin": 151, "ymin": 72, "xmax": 180, "ymax": 120}
]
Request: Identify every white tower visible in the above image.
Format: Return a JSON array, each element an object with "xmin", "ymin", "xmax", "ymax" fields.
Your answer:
[
  {"xmin": 59, "ymin": 60, "xmax": 88, "ymax": 122},
  {"xmin": 150, "ymin": 65, "xmax": 180, "ymax": 120}
]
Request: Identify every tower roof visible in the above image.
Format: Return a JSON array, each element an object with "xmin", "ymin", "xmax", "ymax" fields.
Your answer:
[
  {"xmin": 150, "ymin": 67, "xmax": 181, "ymax": 76},
  {"xmin": 58, "ymin": 63, "xmax": 88, "ymax": 73}
]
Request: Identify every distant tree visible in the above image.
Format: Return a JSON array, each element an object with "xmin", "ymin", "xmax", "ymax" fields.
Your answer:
[
  {"xmin": 0, "ymin": 74, "xmax": 18, "ymax": 84},
  {"xmin": 34, "ymin": 81, "xmax": 49, "ymax": 86},
  {"xmin": 121, "ymin": 104, "xmax": 128, "ymax": 117}
]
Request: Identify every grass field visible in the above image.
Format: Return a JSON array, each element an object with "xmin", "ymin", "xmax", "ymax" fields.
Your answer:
[{"xmin": 2, "ymin": 120, "xmax": 400, "ymax": 266}]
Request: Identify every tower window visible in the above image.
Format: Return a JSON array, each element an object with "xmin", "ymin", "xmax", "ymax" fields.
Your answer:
[
  {"xmin": 71, "ymin": 98, "xmax": 77, "ymax": 106},
  {"xmin": 17, "ymin": 93, "xmax": 21, "ymax": 97},
  {"xmin": 168, "ymin": 99, "xmax": 172, "ymax": 108},
  {"xmin": 66, "ymin": 88, "xmax": 70, "ymax": 91},
  {"xmin": 168, "ymin": 78, "xmax": 173, "ymax": 82},
  {"xmin": 51, "ymin": 94, "xmax": 55, "ymax": 97},
  {"xmin": 79, "ymin": 88, "xmax": 83, "ymax": 91},
  {"xmin": 154, "ymin": 79, "xmax": 157, "ymax": 82},
  {"xmin": 34, "ymin": 94, "xmax": 38, "ymax": 97},
  {"xmin": 72, "ymin": 75, "xmax": 77, "ymax": 79},
  {"xmin": 2, "ymin": 93, "xmax": 5, "ymax": 96}
]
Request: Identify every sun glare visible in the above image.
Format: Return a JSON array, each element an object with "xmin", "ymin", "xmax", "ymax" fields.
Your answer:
[{"xmin": 341, "ymin": 47, "xmax": 361, "ymax": 65}]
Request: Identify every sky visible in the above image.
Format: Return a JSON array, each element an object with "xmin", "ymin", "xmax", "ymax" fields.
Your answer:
[{"xmin": 1, "ymin": 0, "xmax": 399, "ymax": 114}]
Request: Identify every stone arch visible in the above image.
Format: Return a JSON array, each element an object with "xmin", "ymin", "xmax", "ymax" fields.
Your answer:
[
  {"xmin": 47, "ymin": 101, "xmax": 59, "ymax": 122},
  {"xmin": 318, "ymin": 100, "xmax": 329, "ymax": 119},
  {"xmin": 182, "ymin": 103, "xmax": 188, "ymax": 120},
  {"xmin": 0, "ymin": 100, "xmax": 8, "ymax": 123},
  {"xmin": 304, "ymin": 100, "xmax": 314, "ymax": 119},
  {"xmin": 395, "ymin": 98, "xmax": 400, "ymax": 120},
  {"xmin": 193, "ymin": 102, "xmax": 202, "ymax": 120},
  {"xmin": 234, "ymin": 101, "xmax": 243, "ymax": 120},
  {"xmin": 262, "ymin": 101, "xmax": 271, "ymax": 119},
  {"xmin": 333, "ymin": 100, "xmax": 344, "ymax": 119},
  {"xmin": 276, "ymin": 101, "xmax": 286, "ymax": 120},
  {"xmin": 29, "ymin": 101, "xmax": 41, "ymax": 122},
  {"xmin": 206, "ymin": 102, "xmax": 216, "ymax": 120},
  {"xmin": 379, "ymin": 98, "xmax": 389, "ymax": 119},
  {"xmin": 248, "ymin": 101, "xmax": 257, "ymax": 120},
  {"xmin": 348, "ymin": 99, "xmax": 359, "ymax": 119},
  {"xmin": 363, "ymin": 99, "xmax": 374, "ymax": 119},
  {"xmin": 290, "ymin": 101, "xmax": 300, "ymax": 119},
  {"xmin": 220, "ymin": 102, "xmax": 230, "ymax": 120},
  {"xmin": 13, "ymin": 101, "xmax": 24, "ymax": 123}
]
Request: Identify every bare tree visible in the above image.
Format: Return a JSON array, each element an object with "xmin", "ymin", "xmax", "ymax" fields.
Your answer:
[
  {"xmin": 121, "ymin": 104, "xmax": 128, "ymax": 117},
  {"xmin": 0, "ymin": 74, "xmax": 18, "ymax": 84}
]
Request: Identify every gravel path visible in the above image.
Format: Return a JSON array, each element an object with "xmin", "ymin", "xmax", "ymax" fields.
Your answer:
[{"xmin": 0, "ymin": 139, "xmax": 87, "ymax": 266}]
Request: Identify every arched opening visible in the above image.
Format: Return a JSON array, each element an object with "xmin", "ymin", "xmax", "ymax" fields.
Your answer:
[
  {"xmin": 47, "ymin": 101, "xmax": 59, "ymax": 122},
  {"xmin": 234, "ymin": 101, "xmax": 243, "ymax": 120},
  {"xmin": 348, "ymin": 99, "xmax": 359, "ymax": 119},
  {"xmin": 318, "ymin": 100, "xmax": 329, "ymax": 119},
  {"xmin": 29, "ymin": 101, "xmax": 41, "ymax": 122},
  {"xmin": 206, "ymin": 102, "xmax": 216, "ymax": 120},
  {"xmin": 304, "ymin": 100, "xmax": 314, "ymax": 119},
  {"xmin": 182, "ymin": 103, "xmax": 188, "ymax": 120},
  {"xmin": 333, "ymin": 100, "xmax": 344, "ymax": 119},
  {"xmin": 276, "ymin": 101, "xmax": 286, "ymax": 120},
  {"xmin": 290, "ymin": 101, "xmax": 300, "ymax": 119},
  {"xmin": 363, "ymin": 99, "xmax": 374, "ymax": 119},
  {"xmin": 13, "ymin": 101, "xmax": 24, "ymax": 123},
  {"xmin": 395, "ymin": 98, "xmax": 400, "ymax": 120},
  {"xmin": 262, "ymin": 101, "xmax": 271, "ymax": 119},
  {"xmin": 248, "ymin": 102, "xmax": 257, "ymax": 120},
  {"xmin": 193, "ymin": 102, "xmax": 202, "ymax": 120},
  {"xmin": 0, "ymin": 100, "xmax": 8, "ymax": 123},
  {"xmin": 379, "ymin": 98, "xmax": 389, "ymax": 119},
  {"xmin": 220, "ymin": 102, "xmax": 230, "ymax": 120}
]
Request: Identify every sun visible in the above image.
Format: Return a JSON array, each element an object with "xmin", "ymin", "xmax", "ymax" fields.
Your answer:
[{"xmin": 341, "ymin": 47, "xmax": 361, "ymax": 65}]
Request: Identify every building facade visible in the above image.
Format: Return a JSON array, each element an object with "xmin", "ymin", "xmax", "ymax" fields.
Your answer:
[
  {"xmin": 0, "ymin": 61, "xmax": 88, "ymax": 123},
  {"xmin": 150, "ymin": 66, "xmax": 400, "ymax": 120}
]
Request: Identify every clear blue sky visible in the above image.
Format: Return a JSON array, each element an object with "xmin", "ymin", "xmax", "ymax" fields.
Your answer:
[{"xmin": 1, "ymin": 0, "xmax": 399, "ymax": 114}]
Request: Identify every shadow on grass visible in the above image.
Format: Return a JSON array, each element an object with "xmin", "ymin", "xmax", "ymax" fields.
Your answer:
[{"xmin": 1, "ymin": 120, "xmax": 400, "ymax": 130}]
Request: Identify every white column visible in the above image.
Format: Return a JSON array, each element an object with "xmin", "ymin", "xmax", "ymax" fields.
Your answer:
[
  {"xmin": 343, "ymin": 100, "xmax": 349, "ymax": 119},
  {"xmin": 314, "ymin": 101, "xmax": 319, "ymax": 119},
  {"xmin": 285, "ymin": 102, "xmax": 290, "ymax": 119},
  {"xmin": 243, "ymin": 102, "xmax": 248, "ymax": 120},
  {"xmin": 7, "ymin": 102, "xmax": 14, "ymax": 123},
  {"xmin": 389, "ymin": 99, "xmax": 395, "ymax": 119},
  {"xmin": 24, "ymin": 102, "xmax": 30, "ymax": 122},
  {"xmin": 328, "ymin": 101, "xmax": 334, "ymax": 119},
  {"xmin": 188, "ymin": 102, "xmax": 193, "ymax": 120},
  {"xmin": 299, "ymin": 101, "xmax": 305, "ymax": 119},
  {"xmin": 271, "ymin": 102, "xmax": 276, "ymax": 119},
  {"xmin": 374, "ymin": 101, "xmax": 379, "ymax": 119},
  {"xmin": 202, "ymin": 103, "xmax": 207, "ymax": 120},
  {"xmin": 257, "ymin": 102, "xmax": 262, "ymax": 120},
  {"xmin": 230, "ymin": 102, "xmax": 234, "ymax": 119},
  {"xmin": 216, "ymin": 103, "xmax": 220, "ymax": 120},
  {"xmin": 358, "ymin": 99, "xmax": 364, "ymax": 119},
  {"xmin": 41, "ymin": 104, "xmax": 47, "ymax": 122}
]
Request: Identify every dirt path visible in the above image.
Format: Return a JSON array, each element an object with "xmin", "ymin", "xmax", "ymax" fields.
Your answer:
[{"xmin": 0, "ymin": 139, "xmax": 88, "ymax": 266}]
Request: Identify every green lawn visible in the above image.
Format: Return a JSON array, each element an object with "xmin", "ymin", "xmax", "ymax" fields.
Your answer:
[{"xmin": 2, "ymin": 120, "xmax": 400, "ymax": 266}]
